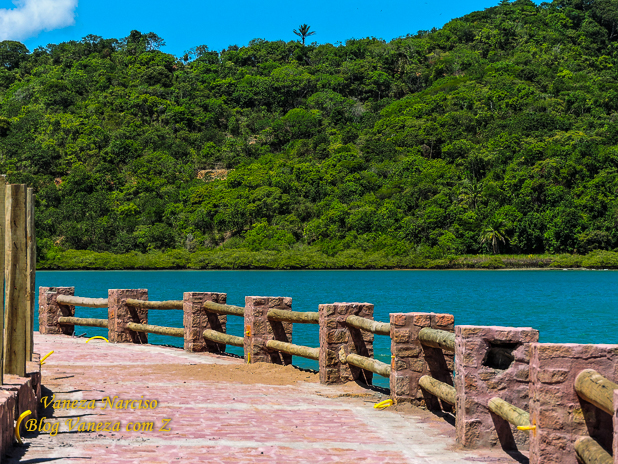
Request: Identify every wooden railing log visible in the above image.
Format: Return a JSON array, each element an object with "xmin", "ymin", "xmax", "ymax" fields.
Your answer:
[
  {"xmin": 265, "ymin": 340, "xmax": 319, "ymax": 360},
  {"xmin": 56, "ymin": 295, "xmax": 109, "ymax": 308},
  {"xmin": 574, "ymin": 437, "xmax": 612, "ymax": 464},
  {"xmin": 202, "ymin": 329, "xmax": 244, "ymax": 347},
  {"xmin": 126, "ymin": 322, "xmax": 184, "ymax": 337},
  {"xmin": 345, "ymin": 315, "xmax": 390, "ymax": 336},
  {"xmin": 419, "ymin": 375, "xmax": 457, "ymax": 406},
  {"xmin": 341, "ymin": 350, "xmax": 391, "ymax": 377},
  {"xmin": 574, "ymin": 369, "xmax": 618, "ymax": 416},
  {"xmin": 488, "ymin": 397, "xmax": 531, "ymax": 428},
  {"xmin": 125, "ymin": 298, "xmax": 183, "ymax": 310},
  {"xmin": 58, "ymin": 316, "xmax": 108, "ymax": 329},
  {"xmin": 267, "ymin": 309, "xmax": 319, "ymax": 324},
  {"xmin": 203, "ymin": 301, "xmax": 245, "ymax": 317},
  {"xmin": 418, "ymin": 327, "xmax": 456, "ymax": 352}
]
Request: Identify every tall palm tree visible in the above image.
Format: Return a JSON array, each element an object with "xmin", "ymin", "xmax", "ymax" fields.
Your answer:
[
  {"xmin": 479, "ymin": 219, "xmax": 509, "ymax": 254},
  {"xmin": 293, "ymin": 24, "xmax": 316, "ymax": 45}
]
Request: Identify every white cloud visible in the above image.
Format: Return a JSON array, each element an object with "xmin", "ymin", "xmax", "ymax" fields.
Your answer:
[{"xmin": 0, "ymin": 0, "xmax": 78, "ymax": 41}]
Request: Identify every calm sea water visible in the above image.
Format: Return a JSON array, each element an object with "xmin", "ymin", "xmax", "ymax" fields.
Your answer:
[{"xmin": 35, "ymin": 270, "xmax": 617, "ymax": 387}]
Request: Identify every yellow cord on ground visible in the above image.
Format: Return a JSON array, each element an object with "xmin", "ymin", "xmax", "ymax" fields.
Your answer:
[
  {"xmin": 517, "ymin": 425, "xmax": 536, "ymax": 431},
  {"xmin": 14, "ymin": 410, "xmax": 31, "ymax": 444},
  {"xmin": 247, "ymin": 353, "xmax": 251, "ymax": 364},
  {"xmin": 374, "ymin": 399, "xmax": 393, "ymax": 409},
  {"xmin": 86, "ymin": 336, "xmax": 108, "ymax": 343},
  {"xmin": 40, "ymin": 351, "xmax": 54, "ymax": 365}
]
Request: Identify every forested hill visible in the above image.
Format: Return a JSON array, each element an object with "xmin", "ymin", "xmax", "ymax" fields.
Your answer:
[{"xmin": 2, "ymin": 0, "xmax": 618, "ymax": 268}]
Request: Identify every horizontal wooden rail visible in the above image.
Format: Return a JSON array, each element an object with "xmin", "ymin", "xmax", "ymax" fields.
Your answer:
[
  {"xmin": 574, "ymin": 436, "xmax": 612, "ymax": 464},
  {"xmin": 419, "ymin": 375, "xmax": 456, "ymax": 405},
  {"xmin": 125, "ymin": 298, "xmax": 183, "ymax": 310},
  {"xmin": 418, "ymin": 328, "xmax": 455, "ymax": 352},
  {"xmin": 345, "ymin": 315, "xmax": 390, "ymax": 336},
  {"xmin": 574, "ymin": 369, "xmax": 618, "ymax": 416},
  {"xmin": 203, "ymin": 301, "xmax": 245, "ymax": 317},
  {"xmin": 126, "ymin": 322, "xmax": 184, "ymax": 337},
  {"xmin": 203, "ymin": 329, "xmax": 244, "ymax": 347},
  {"xmin": 341, "ymin": 350, "xmax": 391, "ymax": 377},
  {"xmin": 265, "ymin": 340, "xmax": 319, "ymax": 360},
  {"xmin": 58, "ymin": 316, "xmax": 108, "ymax": 328},
  {"xmin": 267, "ymin": 309, "xmax": 319, "ymax": 324},
  {"xmin": 56, "ymin": 295, "xmax": 108, "ymax": 308},
  {"xmin": 488, "ymin": 397, "xmax": 530, "ymax": 428}
]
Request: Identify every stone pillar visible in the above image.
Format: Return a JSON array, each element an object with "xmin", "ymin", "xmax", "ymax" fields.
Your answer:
[
  {"xmin": 455, "ymin": 326, "xmax": 539, "ymax": 450},
  {"xmin": 318, "ymin": 303, "xmax": 374, "ymax": 385},
  {"xmin": 613, "ymin": 390, "xmax": 618, "ymax": 464},
  {"xmin": 529, "ymin": 343, "xmax": 618, "ymax": 464},
  {"xmin": 244, "ymin": 297, "xmax": 292, "ymax": 364},
  {"xmin": 38, "ymin": 287, "xmax": 74, "ymax": 335},
  {"xmin": 27, "ymin": 354, "xmax": 41, "ymax": 402},
  {"xmin": 390, "ymin": 312, "xmax": 454, "ymax": 409},
  {"xmin": 183, "ymin": 292, "xmax": 227, "ymax": 353},
  {"xmin": 0, "ymin": 391, "xmax": 16, "ymax": 457},
  {"xmin": 108, "ymin": 289, "xmax": 148, "ymax": 343}
]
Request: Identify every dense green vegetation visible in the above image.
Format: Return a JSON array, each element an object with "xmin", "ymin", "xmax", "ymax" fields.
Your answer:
[
  {"xmin": 3, "ymin": 0, "xmax": 618, "ymax": 269},
  {"xmin": 37, "ymin": 248, "xmax": 618, "ymax": 270}
]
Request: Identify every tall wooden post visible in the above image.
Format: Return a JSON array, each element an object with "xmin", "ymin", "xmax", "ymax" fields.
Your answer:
[
  {"xmin": 0, "ymin": 176, "xmax": 6, "ymax": 384},
  {"xmin": 26, "ymin": 188, "xmax": 35, "ymax": 361},
  {"xmin": 4, "ymin": 184, "xmax": 27, "ymax": 376}
]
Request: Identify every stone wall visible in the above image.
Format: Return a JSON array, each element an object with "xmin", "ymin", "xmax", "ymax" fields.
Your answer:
[
  {"xmin": 455, "ymin": 326, "xmax": 538, "ymax": 450},
  {"xmin": 0, "ymin": 354, "xmax": 41, "ymax": 459},
  {"xmin": 318, "ymin": 303, "xmax": 374, "ymax": 385},
  {"xmin": 244, "ymin": 296, "xmax": 293, "ymax": 364},
  {"xmin": 529, "ymin": 343, "xmax": 618, "ymax": 464},
  {"xmin": 183, "ymin": 292, "xmax": 227, "ymax": 353},
  {"xmin": 38, "ymin": 287, "xmax": 75, "ymax": 335},
  {"xmin": 390, "ymin": 312, "xmax": 454, "ymax": 408}
]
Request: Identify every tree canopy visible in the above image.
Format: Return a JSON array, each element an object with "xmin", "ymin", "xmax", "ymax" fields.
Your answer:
[{"xmin": 2, "ymin": 0, "xmax": 618, "ymax": 265}]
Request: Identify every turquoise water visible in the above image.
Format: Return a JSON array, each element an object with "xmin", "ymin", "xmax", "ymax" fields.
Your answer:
[{"xmin": 35, "ymin": 270, "xmax": 618, "ymax": 387}]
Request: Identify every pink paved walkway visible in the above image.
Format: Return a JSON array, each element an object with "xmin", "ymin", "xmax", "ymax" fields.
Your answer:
[{"xmin": 5, "ymin": 333, "xmax": 527, "ymax": 463}]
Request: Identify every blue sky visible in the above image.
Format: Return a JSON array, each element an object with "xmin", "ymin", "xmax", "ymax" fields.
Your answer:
[{"xmin": 1, "ymin": 0, "xmax": 512, "ymax": 57}]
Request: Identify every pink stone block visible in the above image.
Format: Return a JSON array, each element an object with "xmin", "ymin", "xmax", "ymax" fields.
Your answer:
[
  {"xmin": 38, "ymin": 286, "xmax": 74, "ymax": 335},
  {"xmin": 455, "ymin": 325, "xmax": 539, "ymax": 451},
  {"xmin": 108, "ymin": 289, "xmax": 148, "ymax": 343},
  {"xmin": 183, "ymin": 292, "xmax": 227, "ymax": 353},
  {"xmin": 389, "ymin": 312, "xmax": 455, "ymax": 409},
  {"xmin": 614, "ymin": 389, "xmax": 618, "ymax": 464},
  {"xmin": 244, "ymin": 296, "xmax": 292, "ymax": 365},
  {"xmin": 0, "ymin": 390, "xmax": 15, "ymax": 457},
  {"xmin": 530, "ymin": 343, "xmax": 618, "ymax": 464},
  {"xmin": 318, "ymin": 303, "xmax": 374, "ymax": 385}
]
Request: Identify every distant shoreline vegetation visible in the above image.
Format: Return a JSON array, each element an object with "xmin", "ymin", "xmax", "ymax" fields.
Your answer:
[{"xmin": 37, "ymin": 248, "xmax": 618, "ymax": 270}]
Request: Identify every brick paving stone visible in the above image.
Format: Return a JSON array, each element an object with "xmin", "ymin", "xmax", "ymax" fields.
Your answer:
[{"xmin": 3, "ymin": 333, "xmax": 528, "ymax": 464}]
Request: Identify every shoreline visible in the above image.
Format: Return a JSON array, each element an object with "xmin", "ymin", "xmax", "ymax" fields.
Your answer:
[{"xmin": 36, "ymin": 248, "xmax": 618, "ymax": 271}]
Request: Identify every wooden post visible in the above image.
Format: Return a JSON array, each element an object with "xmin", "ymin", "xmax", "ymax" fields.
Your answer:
[
  {"xmin": 26, "ymin": 188, "xmax": 34, "ymax": 361},
  {"xmin": 4, "ymin": 184, "xmax": 27, "ymax": 377},
  {"xmin": 0, "ymin": 176, "xmax": 5, "ymax": 384}
]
